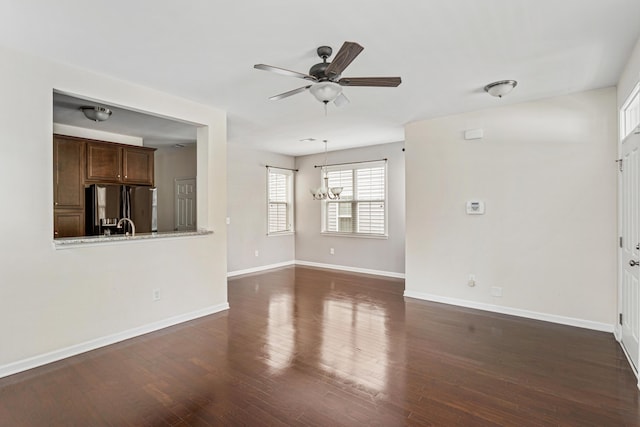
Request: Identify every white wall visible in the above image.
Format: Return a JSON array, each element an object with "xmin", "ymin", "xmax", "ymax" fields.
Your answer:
[
  {"xmin": 52, "ymin": 123, "xmax": 144, "ymax": 146},
  {"xmin": 227, "ymin": 144, "xmax": 295, "ymax": 274},
  {"xmin": 405, "ymin": 88, "xmax": 617, "ymax": 329},
  {"xmin": 155, "ymin": 144, "xmax": 197, "ymax": 232},
  {"xmin": 618, "ymin": 37, "xmax": 640, "ymax": 107},
  {"xmin": 295, "ymin": 142, "xmax": 406, "ymax": 276},
  {"xmin": 0, "ymin": 45, "xmax": 227, "ymax": 376}
]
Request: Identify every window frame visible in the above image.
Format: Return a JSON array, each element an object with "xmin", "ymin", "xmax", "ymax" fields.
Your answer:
[
  {"xmin": 621, "ymin": 81, "xmax": 640, "ymax": 140},
  {"xmin": 267, "ymin": 167, "xmax": 294, "ymax": 236},
  {"xmin": 320, "ymin": 160, "xmax": 388, "ymax": 238}
]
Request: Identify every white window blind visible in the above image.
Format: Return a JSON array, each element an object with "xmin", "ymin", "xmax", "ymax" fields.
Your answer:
[
  {"xmin": 267, "ymin": 168, "xmax": 293, "ymax": 234},
  {"xmin": 322, "ymin": 161, "xmax": 387, "ymax": 236}
]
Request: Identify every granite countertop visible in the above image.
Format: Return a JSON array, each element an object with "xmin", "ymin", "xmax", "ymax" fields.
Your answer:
[{"xmin": 53, "ymin": 230, "xmax": 213, "ymax": 249}]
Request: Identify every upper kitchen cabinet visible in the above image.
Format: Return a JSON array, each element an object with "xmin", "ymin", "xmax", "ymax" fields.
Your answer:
[
  {"xmin": 53, "ymin": 135, "xmax": 85, "ymax": 209},
  {"xmin": 123, "ymin": 147, "xmax": 155, "ymax": 185},
  {"xmin": 86, "ymin": 141, "xmax": 156, "ymax": 185},
  {"xmin": 86, "ymin": 142, "xmax": 121, "ymax": 183}
]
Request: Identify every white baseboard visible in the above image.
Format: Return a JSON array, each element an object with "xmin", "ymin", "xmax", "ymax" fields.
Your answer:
[
  {"xmin": 227, "ymin": 261, "xmax": 296, "ymax": 278},
  {"xmin": 227, "ymin": 260, "xmax": 405, "ymax": 279},
  {"xmin": 295, "ymin": 260, "xmax": 405, "ymax": 279},
  {"xmin": 0, "ymin": 303, "xmax": 229, "ymax": 379},
  {"xmin": 614, "ymin": 325, "xmax": 622, "ymax": 342},
  {"xmin": 404, "ymin": 290, "xmax": 614, "ymax": 333}
]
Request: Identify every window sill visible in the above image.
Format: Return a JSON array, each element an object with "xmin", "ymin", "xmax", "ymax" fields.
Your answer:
[
  {"xmin": 267, "ymin": 231, "xmax": 295, "ymax": 237},
  {"xmin": 321, "ymin": 231, "xmax": 388, "ymax": 240}
]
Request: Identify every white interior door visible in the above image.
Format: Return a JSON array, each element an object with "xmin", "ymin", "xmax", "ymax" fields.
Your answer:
[
  {"xmin": 621, "ymin": 131, "xmax": 640, "ymax": 370},
  {"xmin": 175, "ymin": 178, "xmax": 196, "ymax": 231}
]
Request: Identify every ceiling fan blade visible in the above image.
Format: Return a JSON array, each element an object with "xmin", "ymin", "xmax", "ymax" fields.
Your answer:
[
  {"xmin": 338, "ymin": 77, "xmax": 402, "ymax": 87},
  {"xmin": 333, "ymin": 92, "xmax": 350, "ymax": 107},
  {"xmin": 268, "ymin": 85, "xmax": 312, "ymax": 101},
  {"xmin": 325, "ymin": 42, "xmax": 364, "ymax": 77},
  {"xmin": 254, "ymin": 64, "xmax": 317, "ymax": 81}
]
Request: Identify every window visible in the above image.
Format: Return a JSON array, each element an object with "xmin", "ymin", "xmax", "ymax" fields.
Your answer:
[
  {"xmin": 267, "ymin": 167, "xmax": 294, "ymax": 234},
  {"xmin": 621, "ymin": 82, "xmax": 640, "ymax": 140},
  {"xmin": 322, "ymin": 161, "xmax": 387, "ymax": 236}
]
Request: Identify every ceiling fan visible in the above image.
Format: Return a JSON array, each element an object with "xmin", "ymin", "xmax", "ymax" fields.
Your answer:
[{"xmin": 254, "ymin": 41, "xmax": 402, "ymax": 107}]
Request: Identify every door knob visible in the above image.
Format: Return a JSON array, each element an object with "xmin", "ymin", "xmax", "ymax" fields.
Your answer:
[{"xmin": 630, "ymin": 260, "xmax": 640, "ymax": 267}]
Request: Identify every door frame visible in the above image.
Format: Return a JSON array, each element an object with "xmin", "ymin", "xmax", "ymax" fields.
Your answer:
[
  {"xmin": 617, "ymin": 81, "xmax": 640, "ymax": 387},
  {"xmin": 617, "ymin": 131, "xmax": 640, "ymax": 381}
]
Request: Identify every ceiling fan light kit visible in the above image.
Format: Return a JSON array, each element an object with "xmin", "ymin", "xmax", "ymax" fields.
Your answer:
[
  {"xmin": 484, "ymin": 80, "xmax": 518, "ymax": 98},
  {"xmin": 309, "ymin": 81, "xmax": 343, "ymax": 103},
  {"xmin": 254, "ymin": 41, "xmax": 402, "ymax": 108},
  {"xmin": 81, "ymin": 106, "xmax": 112, "ymax": 122}
]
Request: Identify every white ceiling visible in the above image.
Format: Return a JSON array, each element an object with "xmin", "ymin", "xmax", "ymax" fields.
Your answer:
[{"xmin": 2, "ymin": 0, "xmax": 640, "ymax": 155}]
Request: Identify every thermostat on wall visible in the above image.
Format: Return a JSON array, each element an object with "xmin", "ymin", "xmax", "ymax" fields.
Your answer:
[{"xmin": 466, "ymin": 200, "xmax": 485, "ymax": 215}]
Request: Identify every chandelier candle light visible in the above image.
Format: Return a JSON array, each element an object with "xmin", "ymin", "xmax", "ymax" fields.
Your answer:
[{"xmin": 310, "ymin": 140, "xmax": 343, "ymax": 200}]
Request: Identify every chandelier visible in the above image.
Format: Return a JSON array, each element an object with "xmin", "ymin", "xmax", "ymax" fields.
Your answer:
[{"xmin": 310, "ymin": 140, "xmax": 343, "ymax": 200}]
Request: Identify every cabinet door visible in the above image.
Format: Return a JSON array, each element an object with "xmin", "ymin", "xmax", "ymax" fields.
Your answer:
[
  {"xmin": 123, "ymin": 147, "xmax": 154, "ymax": 185},
  {"xmin": 53, "ymin": 136, "xmax": 85, "ymax": 209},
  {"xmin": 54, "ymin": 210, "xmax": 85, "ymax": 238},
  {"xmin": 86, "ymin": 143, "xmax": 122, "ymax": 182}
]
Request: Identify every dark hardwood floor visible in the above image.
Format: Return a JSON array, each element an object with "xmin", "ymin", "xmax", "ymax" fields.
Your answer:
[{"xmin": 1, "ymin": 266, "xmax": 639, "ymax": 426}]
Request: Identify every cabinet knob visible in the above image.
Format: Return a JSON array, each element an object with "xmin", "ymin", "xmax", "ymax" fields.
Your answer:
[
  {"xmin": 55, "ymin": 202, "xmax": 58, "ymax": 206},
  {"xmin": 125, "ymin": 175, "xmax": 127, "ymax": 179},
  {"xmin": 117, "ymin": 174, "xmax": 121, "ymax": 178},
  {"xmin": 54, "ymin": 231, "xmax": 59, "ymax": 236}
]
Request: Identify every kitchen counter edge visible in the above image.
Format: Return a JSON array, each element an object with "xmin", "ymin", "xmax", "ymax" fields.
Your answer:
[{"xmin": 53, "ymin": 230, "xmax": 214, "ymax": 249}]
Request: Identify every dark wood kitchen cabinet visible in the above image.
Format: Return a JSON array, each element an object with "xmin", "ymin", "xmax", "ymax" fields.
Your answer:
[
  {"xmin": 53, "ymin": 135, "xmax": 85, "ymax": 238},
  {"xmin": 53, "ymin": 135, "xmax": 85, "ymax": 209},
  {"xmin": 86, "ymin": 142, "xmax": 122, "ymax": 183},
  {"xmin": 123, "ymin": 146, "xmax": 154, "ymax": 185},
  {"xmin": 54, "ymin": 210, "xmax": 85, "ymax": 238},
  {"xmin": 86, "ymin": 142, "xmax": 155, "ymax": 185}
]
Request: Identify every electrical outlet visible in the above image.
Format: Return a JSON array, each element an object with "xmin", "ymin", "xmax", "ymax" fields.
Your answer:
[
  {"xmin": 226, "ymin": 217, "xmax": 231, "ymax": 225},
  {"xmin": 152, "ymin": 289, "xmax": 161, "ymax": 301},
  {"xmin": 491, "ymin": 286, "xmax": 503, "ymax": 297},
  {"xmin": 467, "ymin": 274, "xmax": 476, "ymax": 287},
  {"xmin": 255, "ymin": 250, "xmax": 259, "ymax": 257},
  {"xmin": 330, "ymin": 248, "xmax": 335, "ymax": 255}
]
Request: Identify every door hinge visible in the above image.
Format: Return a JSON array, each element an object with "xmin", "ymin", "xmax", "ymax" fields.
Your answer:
[
  {"xmin": 620, "ymin": 236, "xmax": 623, "ymax": 248},
  {"xmin": 616, "ymin": 158, "xmax": 624, "ymax": 172},
  {"xmin": 620, "ymin": 313, "xmax": 623, "ymax": 325}
]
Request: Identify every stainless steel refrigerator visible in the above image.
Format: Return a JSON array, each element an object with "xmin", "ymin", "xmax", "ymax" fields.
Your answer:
[{"xmin": 86, "ymin": 184, "xmax": 157, "ymax": 236}]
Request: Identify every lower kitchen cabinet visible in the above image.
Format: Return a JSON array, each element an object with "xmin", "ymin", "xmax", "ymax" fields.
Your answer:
[{"xmin": 54, "ymin": 210, "xmax": 84, "ymax": 238}]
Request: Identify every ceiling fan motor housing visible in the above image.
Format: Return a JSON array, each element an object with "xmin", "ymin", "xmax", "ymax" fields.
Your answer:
[
  {"xmin": 309, "ymin": 62, "xmax": 333, "ymax": 81},
  {"xmin": 310, "ymin": 46, "xmax": 335, "ymax": 81}
]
